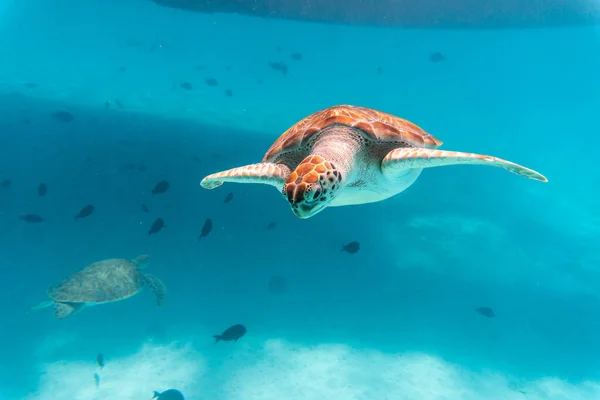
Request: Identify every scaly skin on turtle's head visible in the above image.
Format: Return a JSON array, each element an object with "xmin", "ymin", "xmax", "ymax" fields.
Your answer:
[
  {"xmin": 132, "ymin": 254, "xmax": 150, "ymax": 269},
  {"xmin": 282, "ymin": 155, "xmax": 343, "ymax": 218}
]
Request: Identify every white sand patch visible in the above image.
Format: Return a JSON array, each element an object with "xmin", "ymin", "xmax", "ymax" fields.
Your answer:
[
  {"xmin": 223, "ymin": 339, "xmax": 600, "ymax": 400},
  {"xmin": 23, "ymin": 337, "xmax": 600, "ymax": 400},
  {"xmin": 26, "ymin": 341, "xmax": 204, "ymax": 400}
]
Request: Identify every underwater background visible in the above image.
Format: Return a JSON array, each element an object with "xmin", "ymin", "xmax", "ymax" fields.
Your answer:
[{"xmin": 1, "ymin": 0, "xmax": 600, "ymax": 399}]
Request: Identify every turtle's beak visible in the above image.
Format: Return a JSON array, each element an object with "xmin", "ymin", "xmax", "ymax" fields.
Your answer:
[
  {"xmin": 283, "ymin": 180, "xmax": 328, "ymax": 219},
  {"xmin": 291, "ymin": 205, "xmax": 309, "ymax": 219},
  {"xmin": 291, "ymin": 203, "xmax": 321, "ymax": 219}
]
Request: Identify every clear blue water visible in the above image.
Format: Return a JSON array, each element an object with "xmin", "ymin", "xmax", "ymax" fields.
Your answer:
[{"xmin": 1, "ymin": 0, "xmax": 600, "ymax": 399}]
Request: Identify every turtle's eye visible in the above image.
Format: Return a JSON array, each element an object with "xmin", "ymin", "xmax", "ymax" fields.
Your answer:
[{"xmin": 304, "ymin": 184, "xmax": 322, "ymax": 203}]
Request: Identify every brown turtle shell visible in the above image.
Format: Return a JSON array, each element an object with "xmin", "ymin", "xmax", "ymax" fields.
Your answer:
[{"xmin": 263, "ymin": 105, "xmax": 443, "ymax": 162}]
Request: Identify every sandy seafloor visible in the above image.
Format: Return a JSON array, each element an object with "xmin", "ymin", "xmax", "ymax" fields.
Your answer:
[{"xmin": 1, "ymin": 0, "xmax": 600, "ymax": 399}]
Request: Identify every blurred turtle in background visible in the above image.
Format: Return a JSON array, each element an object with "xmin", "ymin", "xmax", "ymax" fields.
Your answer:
[{"xmin": 29, "ymin": 255, "xmax": 166, "ymax": 319}]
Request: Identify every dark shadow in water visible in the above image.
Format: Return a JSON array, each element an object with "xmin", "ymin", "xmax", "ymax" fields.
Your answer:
[{"xmin": 149, "ymin": 0, "xmax": 600, "ymax": 30}]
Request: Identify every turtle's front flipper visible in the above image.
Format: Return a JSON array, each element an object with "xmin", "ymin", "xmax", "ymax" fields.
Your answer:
[
  {"xmin": 200, "ymin": 163, "xmax": 290, "ymax": 189},
  {"xmin": 144, "ymin": 273, "xmax": 166, "ymax": 306},
  {"xmin": 54, "ymin": 302, "xmax": 81, "ymax": 319},
  {"xmin": 381, "ymin": 148, "xmax": 547, "ymax": 182}
]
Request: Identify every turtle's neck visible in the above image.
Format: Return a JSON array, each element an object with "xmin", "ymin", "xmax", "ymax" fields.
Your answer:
[{"xmin": 310, "ymin": 125, "xmax": 361, "ymax": 180}]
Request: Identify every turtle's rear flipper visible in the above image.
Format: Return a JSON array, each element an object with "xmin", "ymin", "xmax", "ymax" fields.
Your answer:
[
  {"xmin": 27, "ymin": 300, "xmax": 54, "ymax": 314},
  {"xmin": 144, "ymin": 273, "xmax": 167, "ymax": 307},
  {"xmin": 54, "ymin": 302, "xmax": 80, "ymax": 319},
  {"xmin": 382, "ymin": 148, "xmax": 548, "ymax": 182},
  {"xmin": 200, "ymin": 163, "xmax": 290, "ymax": 189}
]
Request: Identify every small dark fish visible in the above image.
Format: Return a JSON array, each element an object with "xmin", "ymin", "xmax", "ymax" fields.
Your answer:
[
  {"xmin": 24, "ymin": 82, "xmax": 38, "ymax": 88},
  {"xmin": 476, "ymin": 306, "xmax": 495, "ymax": 318},
  {"xmin": 180, "ymin": 82, "xmax": 193, "ymax": 90},
  {"xmin": 52, "ymin": 111, "xmax": 74, "ymax": 122},
  {"xmin": 119, "ymin": 66, "xmax": 127, "ymax": 73},
  {"xmin": 195, "ymin": 65, "xmax": 205, "ymax": 71},
  {"xmin": 1, "ymin": 179, "xmax": 11, "ymax": 188},
  {"xmin": 205, "ymin": 78, "xmax": 218, "ymax": 86},
  {"xmin": 37, "ymin": 183, "xmax": 47, "ymax": 196},
  {"xmin": 213, "ymin": 324, "xmax": 246, "ymax": 343},
  {"xmin": 199, "ymin": 218, "xmax": 212, "ymax": 240},
  {"xmin": 375, "ymin": 66, "xmax": 383, "ymax": 75},
  {"xmin": 290, "ymin": 52, "xmax": 303, "ymax": 60},
  {"xmin": 430, "ymin": 52, "xmax": 446, "ymax": 63},
  {"xmin": 151, "ymin": 180, "xmax": 170, "ymax": 195},
  {"xmin": 137, "ymin": 165, "xmax": 147, "ymax": 172},
  {"xmin": 148, "ymin": 218, "xmax": 165, "ymax": 235},
  {"xmin": 225, "ymin": 65, "xmax": 232, "ymax": 72},
  {"xmin": 141, "ymin": 204, "xmax": 149, "ymax": 212},
  {"xmin": 225, "ymin": 89, "xmax": 233, "ymax": 97},
  {"xmin": 153, "ymin": 389, "xmax": 185, "ymax": 400},
  {"xmin": 20, "ymin": 214, "xmax": 43, "ymax": 223},
  {"xmin": 104, "ymin": 101, "xmax": 111, "ymax": 109},
  {"xmin": 223, "ymin": 192, "xmax": 233, "ymax": 203},
  {"xmin": 75, "ymin": 205, "xmax": 94, "ymax": 220},
  {"xmin": 115, "ymin": 100, "xmax": 123, "ymax": 108},
  {"xmin": 341, "ymin": 241, "xmax": 360, "ymax": 254},
  {"xmin": 94, "ymin": 373, "xmax": 100, "ymax": 388},
  {"xmin": 266, "ymin": 222, "xmax": 276, "ymax": 230},
  {"xmin": 268, "ymin": 275, "xmax": 287, "ymax": 294},
  {"xmin": 268, "ymin": 61, "xmax": 288, "ymax": 75},
  {"xmin": 96, "ymin": 353, "xmax": 104, "ymax": 369},
  {"xmin": 256, "ymin": 79, "xmax": 263, "ymax": 84},
  {"xmin": 276, "ymin": 45, "xmax": 284, "ymax": 53}
]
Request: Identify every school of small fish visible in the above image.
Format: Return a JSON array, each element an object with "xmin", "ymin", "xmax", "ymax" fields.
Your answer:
[{"xmin": 5, "ymin": 43, "xmax": 453, "ymax": 399}]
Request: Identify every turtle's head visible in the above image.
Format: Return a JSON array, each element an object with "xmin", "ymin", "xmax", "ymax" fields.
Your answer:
[
  {"xmin": 282, "ymin": 155, "xmax": 343, "ymax": 219},
  {"xmin": 132, "ymin": 254, "xmax": 150, "ymax": 269}
]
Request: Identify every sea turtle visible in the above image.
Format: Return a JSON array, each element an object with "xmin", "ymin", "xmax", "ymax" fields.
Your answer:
[
  {"xmin": 29, "ymin": 254, "xmax": 166, "ymax": 319},
  {"xmin": 200, "ymin": 105, "xmax": 547, "ymax": 218}
]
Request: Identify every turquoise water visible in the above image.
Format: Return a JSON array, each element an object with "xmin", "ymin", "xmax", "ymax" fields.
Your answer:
[{"xmin": 1, "ymin": 0, "xmax": 599, "ymax": 399}]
